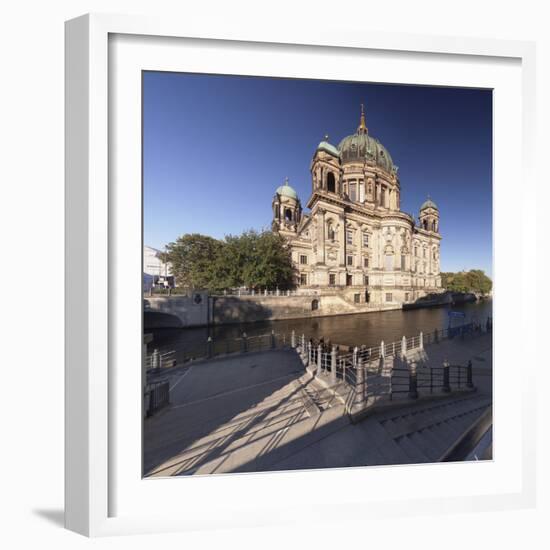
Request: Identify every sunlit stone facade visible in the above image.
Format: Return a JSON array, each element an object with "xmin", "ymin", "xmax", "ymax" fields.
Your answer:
[{"xmin": 272, "ymin": 106, "xmax": 442, "ymax": 307}]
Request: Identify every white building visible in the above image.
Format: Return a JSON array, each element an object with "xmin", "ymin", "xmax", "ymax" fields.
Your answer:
[{"xmin": 143, "ymin": 245, "xmax": 173, "ymax": 290}]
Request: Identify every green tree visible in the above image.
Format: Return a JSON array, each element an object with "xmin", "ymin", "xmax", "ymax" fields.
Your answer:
[
  {"xmin": 162, "ymin": 234, "xmax": 223, "ymax": 290},
  {"xmin": 216, "ymin": 229, "xmax": 295, "ymax": 290},
  {"xmin": 163, "ymin": 229, "xmax": 296, "ymax": 292},
  {"xmin": 441, "ymin": 269, "xmax": 492, "ymax": 295}
]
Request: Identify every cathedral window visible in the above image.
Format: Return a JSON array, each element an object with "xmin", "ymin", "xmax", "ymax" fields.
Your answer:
[
  {"xmin": 364, "ymin": 275, "xmax": 369, "ymax": 285},
  {"xmin": 401, "ymin": 255, "xmax": 406, "ymax": 270},
  {"xmin": 300, "ymin": 273, "xmax": 308, "ymax": 285},
  {"xmin": 385, "ymin": 254, "xmax": 393, "ymax": 271},
  {"xmin": 349, "ymin": 182, "xmax": 357, "ymax": 202},
  {"xmin": 346, "ymin": 229, "xmax": 353, "ymax": 245},
  {"xmin": 329, "ymin": 273, "xmax": 336, "ymax": 286},
  {"xmin": 363, "ymin": 257, "xmax": 369, "ymax": 268},
  {"xmin": 285, "ymin": 208, "xmax": 293, "ymax": 222},
  {"xmin": 299, "ymin": 255, "xmax": 308, "ymax": 265},
  {"xmin": 354, "ymin": 293, "xmax": 360, "ymax": 304},
  {"xmin": 311, "ymin": 299, "xmax": 319, "ymax": 310},
  {"xmin": 385, "ymin": 293, "xmax": 393, "ymax": 302},
  {"xmin": 347, "ymin": 255, "xmax": 353, "ymax": 266},
  {"xmin": 327, "ymin": 172, "xmax": 336, "ymax": 193},
  {"xmin": 362, "ymin": 232, "xmax": 369, "ymax": 247}
]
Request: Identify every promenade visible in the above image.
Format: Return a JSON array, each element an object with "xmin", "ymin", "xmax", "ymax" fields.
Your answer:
[{"xmin": 144, "ymin": 332, "xmax": 492, "ymax": 476}]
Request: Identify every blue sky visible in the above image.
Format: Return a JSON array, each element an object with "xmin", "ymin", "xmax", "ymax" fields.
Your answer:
[{"xmin": 143, "ymin": 72, "xmax": 493, "ymax": 276}]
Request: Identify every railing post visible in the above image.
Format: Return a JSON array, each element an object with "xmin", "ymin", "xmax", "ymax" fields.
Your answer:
[
  {"xmin": 353, "ymin": 346, "xmax": 359, "ymax": 367},
  {"xmin": 152, "ymin": 348, "xmax": 160, "ymax": 370},
  {"xmin": 467, "ymin": 359, "xmax": 474, "ymax": 388},
  {"xmin": 354, "ymin": 356, "xmax": 366, "ymax": 408},
  {"xmin": 401, "ymin": 335, "xmax": 407, "ymax": 358},
  {"xmin": 434, "ymin": 329, "xmax": 439, "ymax": 343},
  {"xmin": 331, "ymin": 345, "xmax": 337, "ymax": 384},
  {"xmin": 408, "ymin": 361, "xmax": 418, "ymax": 399},
  {"xmin": 207, "ymin": 336, "xmax": 213, "ymax": 358},
  {"xmin": 242, "ymin": 332, "xmax": 248, "ymax": 353},
  {"xmin": 380, "ymin": 341, "xmax": 385, "ymax": 359},
  {"xmin": 291, "ymin": 330, "xmax": 296, "ymax": 348},
  {"xmin": 419, "ymin": 331, "xmax": 424, "ymax": 350},
  {"xmin": 443, "ymin": 360, "xmax": 451, "ymax": 392},
  {"xmin": 271, "ymin": 330, "xmax": 276, "ymax": 349},
  {"xmin": 317, "ymin": 345, "xmax": 323, "ymax": 375},
  {"xmin": 307, "ymin": 342, "xmax": 312, "ymax": 366}
]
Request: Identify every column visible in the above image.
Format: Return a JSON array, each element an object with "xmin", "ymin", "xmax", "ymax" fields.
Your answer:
[{"xmin": 317, "ymin": 208, "xmax": 325, "ymax": 264}]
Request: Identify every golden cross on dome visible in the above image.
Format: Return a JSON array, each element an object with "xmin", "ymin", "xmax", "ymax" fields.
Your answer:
[{"xmin": 358, "ymin": 103, "xmax": 368, "ymax": 134}]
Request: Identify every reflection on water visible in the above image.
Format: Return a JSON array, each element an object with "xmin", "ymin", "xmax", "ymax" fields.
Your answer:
[{"xmin": 149, "ymin": 300, "xmax": 493, "ymax": 351}]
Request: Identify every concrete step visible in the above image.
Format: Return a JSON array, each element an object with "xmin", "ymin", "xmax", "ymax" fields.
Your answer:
[{"xmin": 395, "ymin": 434, "xmax": 430, "ymax": 464}]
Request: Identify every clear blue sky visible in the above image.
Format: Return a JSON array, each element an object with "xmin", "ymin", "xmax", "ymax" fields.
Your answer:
[{"xmin": 143, "ymin": 72, "xmax": 493, "ymax": 276}]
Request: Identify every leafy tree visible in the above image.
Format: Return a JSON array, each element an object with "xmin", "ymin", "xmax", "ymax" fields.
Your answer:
[
  {"xmin": 162, "ymin": 234, "xmax": 223, "ymax": 290},
  {"xmin": 163, "ymin": 229, "xmax": 296, "ymax": 292},
  {"xmin": 441, "ymin": 270, "xmax": 492, "ymax": 295}
]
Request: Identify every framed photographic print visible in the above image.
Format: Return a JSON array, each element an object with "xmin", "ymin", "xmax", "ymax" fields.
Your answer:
[{"xmin": 65, "ymin": 13, "xmax": 536, "ymax": 536}]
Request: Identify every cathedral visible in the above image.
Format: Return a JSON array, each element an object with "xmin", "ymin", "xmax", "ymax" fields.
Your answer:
[{"xmin": 271, "ymin": 105, "xmax": 442, "ymax": 307}]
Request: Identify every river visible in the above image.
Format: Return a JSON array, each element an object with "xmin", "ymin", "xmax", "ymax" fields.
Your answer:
[{"xmin": 149, "ymin": 299, "xmax": 492, "ymax": 352}]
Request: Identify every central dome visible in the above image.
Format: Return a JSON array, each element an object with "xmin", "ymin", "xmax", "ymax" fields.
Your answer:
[{"xmin": 337, "ymin": 106, "xmax": 395, "ymax": 173}]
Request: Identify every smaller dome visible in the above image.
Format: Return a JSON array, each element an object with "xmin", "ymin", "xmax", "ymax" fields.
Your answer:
[
  {"xmin": 275, "ymin": 178, "xmax": 298, "ymax": 200},
  {"xmin": 316, "ymin": 137, "xmax": 339, "ymax": 157},
  {"xmin": 420, "ymin": 198, "xmax": 438, "ymax": 211}
]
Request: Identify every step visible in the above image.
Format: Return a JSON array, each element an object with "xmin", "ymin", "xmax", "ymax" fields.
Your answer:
[
  {"xmin": 407, "ymin": 427, "xmax": 449, "ymax": 462},
  {"xmin": 395, "ymin": 434, "xmax": 430, "ymax": 464}
]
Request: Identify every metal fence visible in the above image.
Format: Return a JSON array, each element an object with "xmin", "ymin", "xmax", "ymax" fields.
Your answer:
[
  {"xmin": 144, "ymin": 380, "xmax": 170, "ymax": 417},
  {"xmin": 145, "ymin": 331, "xmax": 293, "ymax": 372}
]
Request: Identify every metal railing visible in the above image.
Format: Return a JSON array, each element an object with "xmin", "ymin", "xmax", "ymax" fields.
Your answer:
[
  {"xmin": 145, "ymin": 330, "xmax": 293, "ymax": 372},
  {"xmin": 144, "ymin": 380, "xmax": 170, "ymax": 417}
]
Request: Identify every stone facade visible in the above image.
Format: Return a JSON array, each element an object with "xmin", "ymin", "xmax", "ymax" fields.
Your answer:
[{"xmin": 272, "ymin": 106, "xmax": 442, "ymax": 307}]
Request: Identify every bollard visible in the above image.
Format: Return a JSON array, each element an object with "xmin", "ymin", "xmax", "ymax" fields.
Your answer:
[
  {"xmin": 271, "ymin": 330, "xmax": 276, "ymax": 349},
  {"xmin": 291, "ymin": 330, "xmax": 296, "ymax": 349},
  {"xmin": 401, "ymin": 336, "xmax": 407, "ymax": 358},
  {"xmin": 467, "ymin": 359, "xmax": 474, "ymax": 388},
  {"xmin": 207, "ymin": 336, "xmax": 213, "ymax": 358},
  {"xmin": 408, "ymin": 361, "xmax": 418, "ymax": 399},
  {"xmin": 317, "ymin": 345, "xmax": 323, "ymax": 375},
  {"xmin": 442, "ymin": 360, "xmax": 451, "ymax": 392},
  {"xmin": 354, "ymin": 356, "xmax": 366, "ymax": 408},
  {"xmin": 242, "ymin": 332, "xmax": 248, "ymax": 353},
  {"xmin": 419, "ymin": 331, "xmax": 424, "ymax": 350},
  {"xmin": 331, "ymin": 346, "xmax": 337, "ymax": 384}
]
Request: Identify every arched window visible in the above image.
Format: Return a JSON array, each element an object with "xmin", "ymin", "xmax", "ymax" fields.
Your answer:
[
  {"xmin": 432, "ymin": 220, "xmax": 437, "ymax": 231},
  {"xmin": 423, "ymin": 220, "xmax": 428, "ymax": 230},
  {"xmin": 311, "ymin": 299, "xmax": 319, "ymax": 311},
  {"xmin": 285, "ymin": 208, "xmax": 292, "ymax": 222},
  {"xmin": 327, "ymin": 222, "xmax": 335, "ymax": 241},
  {"xmin": 274, "ymin": 205, "xmax": 279, "ymax": 219},
  {"xmin": 327, "ymin": 172, "xmax": 336, "ymax": 193}
]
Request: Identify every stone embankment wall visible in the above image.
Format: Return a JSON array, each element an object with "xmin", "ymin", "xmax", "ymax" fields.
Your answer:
[
  {"xmin": 144, "ymin": 291, "xmax": 401, "ymax": 328},
  {"xmin": 213, "ymin": 294, "xmax": 398, "ymax": 325}
]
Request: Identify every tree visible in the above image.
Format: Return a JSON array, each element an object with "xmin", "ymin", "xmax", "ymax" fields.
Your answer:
[
  {"xmin": 163, "ymin": 229, "xmax": 296, "ymax": 292},
  {"xmin": 162, "ymin": 234, "xmax": 223, "ymax": 290},
  {"xmin": 441, "ymin": 269, "xmax": 492, "ymax": 295},
  {"xmin": 216, "ymin": 229, "xmax": 295, "ymax": 290}
]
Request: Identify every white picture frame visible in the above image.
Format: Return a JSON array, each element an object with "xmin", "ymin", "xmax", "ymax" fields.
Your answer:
[{"xmin": 65, "ymin": 13, "xmax": 537, "ymax": 537}]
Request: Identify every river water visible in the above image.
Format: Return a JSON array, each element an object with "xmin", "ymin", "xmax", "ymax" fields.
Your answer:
[{"xmin": 150, "ymin": 299, "xmax": 492, "ymax": 351}]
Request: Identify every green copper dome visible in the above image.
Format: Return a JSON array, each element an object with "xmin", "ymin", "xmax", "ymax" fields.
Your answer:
[
  {"xmin": 316, "ymin": 139, "xmax": 339, "ymax": 157},
  {"xmin": 337, "ymin": 106, "xmax": 395, "ymax": 172},
  {"xmin": 275, "ymin": 178, "xmax": 298, "ymax": 200},
  {"xmin": 420, "ymin": 198, "xmax": 438, "ymax": 210}
]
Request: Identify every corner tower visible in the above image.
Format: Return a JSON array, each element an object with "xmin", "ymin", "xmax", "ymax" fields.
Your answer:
[{"xmin": 272, "ymin": 177, "xmax": 302, "ymax": 235}]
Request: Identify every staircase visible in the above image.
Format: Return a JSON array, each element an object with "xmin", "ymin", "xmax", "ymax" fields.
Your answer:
[{"xmin": 371, "ymin": 393, "xmax": 492, "ymax": 463}]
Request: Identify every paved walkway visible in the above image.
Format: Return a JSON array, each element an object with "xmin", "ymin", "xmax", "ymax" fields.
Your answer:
[{"xmin": 144, "ymin": 333, "xmax": 492, "ymax": 476}]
